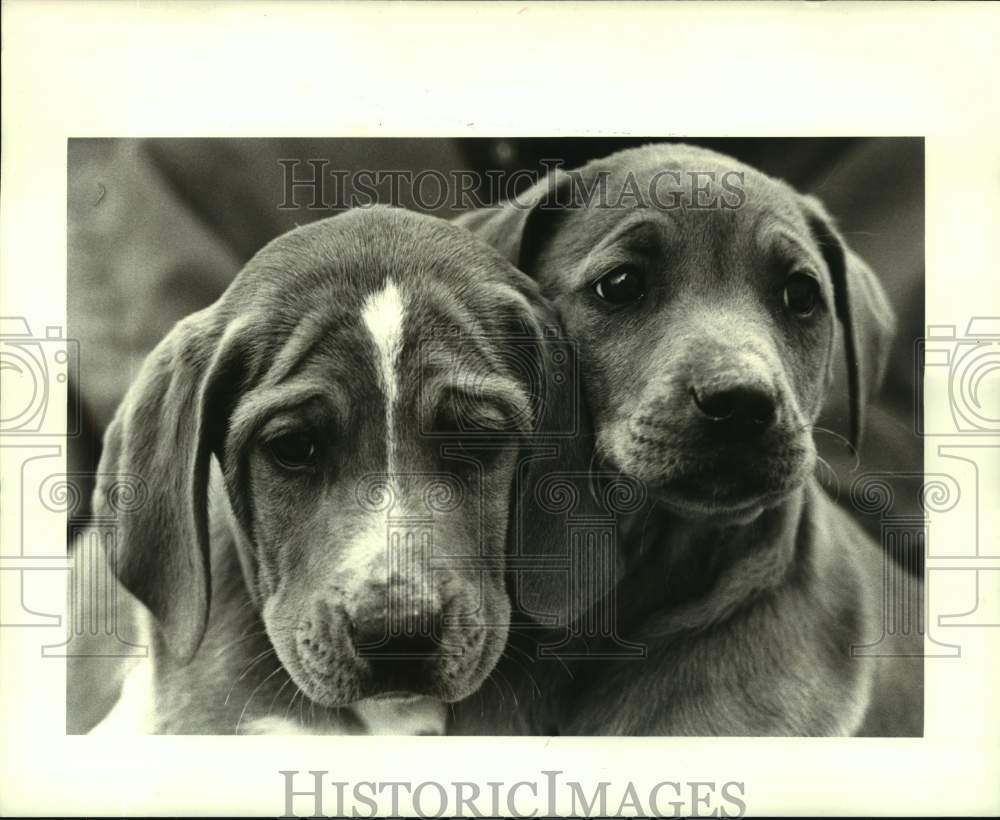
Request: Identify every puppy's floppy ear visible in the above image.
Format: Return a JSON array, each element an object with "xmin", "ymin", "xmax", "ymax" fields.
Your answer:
[
  {"xmin": 500, "ymin": 282, "xmax": 639, "ymax": 629},
  {"xmin": 800, "ymin": 194, "xmax": 897, "ymax": 450},
  {"xmin": 94, "ymin": 307, "xmax": 248, "ymax": 663},
  {"xmin": 454, "ymin": 169, "xmax": 573, "ymax": 275}
]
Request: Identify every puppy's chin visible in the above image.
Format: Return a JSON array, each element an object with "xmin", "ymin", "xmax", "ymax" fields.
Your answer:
[
  {"xmin": 651, "ymin": 486, "xmax": 791, "ymax": 526},
  {"xmin": 291, "ymin": 668, "xmax": 487, "ymax": 709},
  {"xmin": 277, "ymin": 652, "xmax": 434, "ymax": 709},
  {"xmin": 269, "ymin": 636, "xmax": 502, "ymax": 710},
  {"xmin": 279, "ymin": 654, "xmax": 464, "ymax": 709}
]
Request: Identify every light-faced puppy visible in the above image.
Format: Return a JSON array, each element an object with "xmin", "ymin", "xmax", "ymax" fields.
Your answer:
[
  {"xmin": 457, "ymin": 143, "xmax": 923, "ymax": 736},
  {"xmin": 72, "ymin": 206, "xmax": 599, "ymax": 734}
]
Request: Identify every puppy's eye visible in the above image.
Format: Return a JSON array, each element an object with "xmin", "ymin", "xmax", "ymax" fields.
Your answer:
[
  {"xmin": 594, "ymin": 266, "xmax": 645, "ymax": 305},
  {"xmin": 267, "ymin": 432, "xmax": 317, "ymax": 471},
  {"xmin": 783, "ymin": 272, "xmax": 820, "ymax": 317}
]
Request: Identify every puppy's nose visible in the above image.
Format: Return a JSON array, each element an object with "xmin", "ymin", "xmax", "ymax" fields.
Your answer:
[
  {"xmin": 692, "ymin": 384, "xmax": 776, "ymax": 437},
  {"xmin": 349, "ymin": 603, "xmax": 442, "ymax": 659}
]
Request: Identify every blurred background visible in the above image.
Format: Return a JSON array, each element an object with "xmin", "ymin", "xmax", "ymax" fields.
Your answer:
[{"xmin": 67, "ymin": 137, "xmax": 924, "ymax": 563}]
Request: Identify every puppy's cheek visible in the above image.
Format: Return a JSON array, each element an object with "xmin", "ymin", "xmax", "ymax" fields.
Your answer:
[
  {"xmin": 476, "ymin": 591, "xmax": 510, "ymax": 672},
  {"xmin": 603, "ymin": 417, "xmax": 685, "ymax": 485},
  {"xmin": 260, "ymin": 596, "xmax": 308, "ymax": 693},
  {"xmin": 788, "ymin": 349, "xmax": 830, "ymax": 421},
  {"xmin": 598, "ymin": 422, "xmax": 641, "ymax": 472},
  {"xmin": 438, "ymin": 590, "xmax": 509, "ymax": 702},
  {"xmin": 261, "ymin": 594, "xmax": 357, "ymax": 707},
  {"xmin": 774, "ymin": 399, "xmax": 819, "ymax": 477},
  {"xmin": 261, "ymin": 595, "xmax": 299, "ymax": 673}
]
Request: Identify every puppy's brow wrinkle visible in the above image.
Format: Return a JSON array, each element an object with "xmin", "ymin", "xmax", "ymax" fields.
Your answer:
[
  {"xmin": 264, "ymin": 308, "xmax": 354, "ymax": 386},
  {"xmin": 227, "ymin": 389, "xmax": 331, "ymax": 456},
  {"xmin": 590, "ymin": 215, "xmax": 670, "ymax": 257}
]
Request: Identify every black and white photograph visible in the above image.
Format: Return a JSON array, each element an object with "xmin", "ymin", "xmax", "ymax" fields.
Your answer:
[
  {"xmin": 2, "ymin": 3, "xmax": 998, "ymax": 818},
  {"xmin": 64, "ymin": 136, "xmax": 925, "ymax": 739}
]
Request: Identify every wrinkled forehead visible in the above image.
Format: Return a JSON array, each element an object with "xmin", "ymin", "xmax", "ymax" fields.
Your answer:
[
  {"xmin": 552, "ymin": 156, "xmax": 819, "ymax": 268},
  {"xmin": 273, "ymin": 279, "xmax": 533, "ymax": 416},
  {"xmin": 222, "ymin": 213, "xmax": 537, "ymax": 427}
]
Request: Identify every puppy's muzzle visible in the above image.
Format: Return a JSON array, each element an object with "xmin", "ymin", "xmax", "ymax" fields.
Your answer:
[
  {"xmin": 297, "ymin": 585, "xmax": 442, "ymax": 663},
  {"xmin": 295, "ymin": 579, "xmax": 484, "ymax": 703},
  {"xmin": 349, "ymin": 588, "xmax": 444, "ymax": 660},
  {"xmin": 616, "ymin": 339, "xmax": 813, "ymax": 517},
  {"xmin": 691, "ymin": 381, "xmax": 778, "ymax": 439}
]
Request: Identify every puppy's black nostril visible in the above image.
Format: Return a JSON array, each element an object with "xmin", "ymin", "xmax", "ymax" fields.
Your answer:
[
  {"xmin": 350, "ymin": 612, "xmax": 442, "ymax": 659},
  {"xmin": 376, "ymin": 631, "xmax": 439, "ymax": 658},
  {"xmin": 692, "ymin": 386, "xmax": 776, "ymax": 436}
]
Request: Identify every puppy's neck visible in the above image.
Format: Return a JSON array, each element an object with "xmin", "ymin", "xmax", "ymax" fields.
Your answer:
[{"xmin": 617, "ymin": 485, "xmax": 812, "ymax": 633}]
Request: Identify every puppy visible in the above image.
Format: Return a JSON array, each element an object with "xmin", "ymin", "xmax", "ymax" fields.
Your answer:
[
  {"xmin": 455, "ymin": 143, "xmax": 923, "ymax": 736},
  {"xmin": 69, "ymin": 205, "xmax": 602, "ymax": 734}
]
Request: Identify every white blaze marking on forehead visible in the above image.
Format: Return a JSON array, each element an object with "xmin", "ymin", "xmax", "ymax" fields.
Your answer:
[{"xmin": 361, "ymin": 280, "xmax": 406, "ymax": 473}]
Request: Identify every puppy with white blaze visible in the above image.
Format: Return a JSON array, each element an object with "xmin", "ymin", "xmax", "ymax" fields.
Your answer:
[{"xmin": 70, "ymin": 206, "xmax": 600, "ymax": 735}]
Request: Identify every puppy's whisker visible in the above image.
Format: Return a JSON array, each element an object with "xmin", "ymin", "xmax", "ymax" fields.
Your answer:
[
  {"xmin": 236, "ymin": 646, "xmax": 279, "ymax": 679},
  {"xmin": 519, "ymin": 638, "xmax": 575, "ymax": 682},
  {"xmin": 492, "ymin": 661, "xmax": 521, "ymax": 708},
  {"xmin": 214, "ymin": 597, "xmax": 264, "ymax": 637},
  {"xmin": 810, "ymin": 425, "xmax": 861, "ymax": 471},
  {"xmin": 814, "ymin": 454, "xmax": 839, "ymax": 493},
  {"xmin": 266, "ymin": 673, "xmax": 295, "ymax": 717},
  {"xmin": 808, "ymin": 424, "xmax": 850, "ymax": 448},
  {"xmin": 213, "ymin": 629, "xmax": 270, "ymax": 660},
  {"xmin": 284, "ymin": 688, "xmax": 302, "ymax": 722},
  {"xmin": 485, "ymin": 674, "xmax": 506, "ymax": 709},
  {"xmin": 502, "ymin": 638, "xmax": 534, "ymax": 662},
  {"xmin": 235, "ymin": 663, "xmax": 285, "ymax": 734},
  {"xmin": 224, "ymin": 647, "xmax": 278, "ymax": 706},
  {"xmin": 499, "ymin": 648, "xmax": 542, "ymax": 699}
]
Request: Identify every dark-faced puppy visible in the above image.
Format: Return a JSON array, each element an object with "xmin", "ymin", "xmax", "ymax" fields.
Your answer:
[
  {"xmin": 458, "ymin": 143, "xmax": 923, "ymax": 736},
  {"xmin": 75, "ymin": 206, "xmax": 595, "ymax": 734}
]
